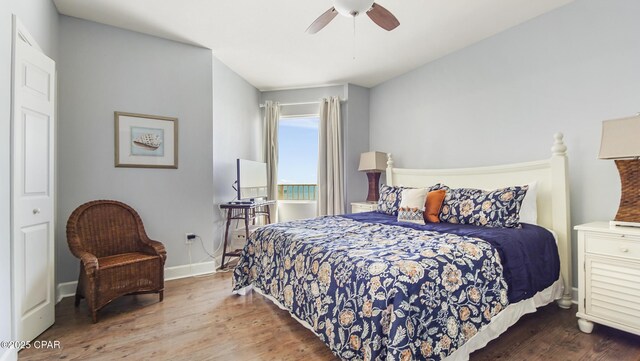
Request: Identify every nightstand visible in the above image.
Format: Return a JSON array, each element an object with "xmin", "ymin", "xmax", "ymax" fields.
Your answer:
[
  {"xmin": 575, "ymin": 222, "xmax": 640, "ymax": 336},
  {"xmin": 351, "ymin": 202, "xmax": 377, "ymax": 214}
]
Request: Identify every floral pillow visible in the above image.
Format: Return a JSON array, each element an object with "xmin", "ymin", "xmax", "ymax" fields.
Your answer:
[
  {"xmin": 377, "ymin": 183, "xmax": 448, "ymax": 216},
  {"xmin": 377, "ymin": 185, "xmax": 407, "ymax": 215},
  {"xmin": 439, "ymin": 185, "xmax": 529, "ymax": 228}
]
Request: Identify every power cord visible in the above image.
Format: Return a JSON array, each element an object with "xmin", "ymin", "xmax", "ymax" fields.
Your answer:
[
  {"xmin": 191, "ymin": 197, "xmax": 260, "ymax": 275},
  {"xmin": 196, "ymin": 235, "xmax": 215, "ymax": 258},
  {"xmin": 188, "ymin": 241, "xmax": 193, "ymax": 277},
  {"xmin": 185, "ymin": 200, "xmax": 240, "ymax": 277}
]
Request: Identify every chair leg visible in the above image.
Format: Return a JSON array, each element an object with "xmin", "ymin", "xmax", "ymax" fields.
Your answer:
[
  {"xmin": 159, "ymin": 290, "xmax": 164, "ymax": 302},
  {"xmin": 74, "ymin": 275, "xmax": 83, "ymax": 307},
  {"xmin": 86, "ymin": 278, "xmax": 98, "ymax": 323}
]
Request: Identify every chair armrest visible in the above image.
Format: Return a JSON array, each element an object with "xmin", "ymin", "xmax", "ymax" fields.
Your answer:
[
  {"xmin": 136, "ymin": 222, "xmax": 167, "ymax": 263},
  {"xmin": 76, "ymin": 251, "xmax": 99, "ymax": 277},
  {"xmin": 67, "ymin": 232, "xmax": 99, "ymax": 277},
  {"xmin": 141, "ymin": 240, "xmax": 167, "ymax": 264}
]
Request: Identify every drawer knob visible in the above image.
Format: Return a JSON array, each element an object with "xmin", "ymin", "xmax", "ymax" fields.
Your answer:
[{"xmin": 620, "ymin": 247, "xmax": 629, "ymax": 253}]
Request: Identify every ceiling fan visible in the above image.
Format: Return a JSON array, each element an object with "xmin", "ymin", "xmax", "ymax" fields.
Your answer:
[{"xmin": 306, "ymin": 0, "xmax": 400, "ymax": 34}]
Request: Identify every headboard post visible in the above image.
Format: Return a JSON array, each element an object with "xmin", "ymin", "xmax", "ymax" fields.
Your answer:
[
  {"xmin": 550, "ymin": 133, "xmax": 573, "ymax": 309},
  {"xmin": 386, "ymin": 153, "xmax": 394, "ymax": 185}
]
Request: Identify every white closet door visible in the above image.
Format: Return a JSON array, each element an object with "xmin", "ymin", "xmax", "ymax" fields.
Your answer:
[{"xmin": 12, "ymin": 16, "xmax": 56, "ymax": 342}]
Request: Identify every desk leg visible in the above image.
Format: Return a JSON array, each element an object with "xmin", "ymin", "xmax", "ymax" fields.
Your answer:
[
  {"xmin": 244, "ymin": 209, "xmax": 250, "ymax": 243},
  {"xmin": 221, "ymin": 209, "xmax": 232, "ymax": 269},
  {"xmin": 252, "ymin": 207, "xmax": 256, "ymax": 226},
  {"xmin": 266, "ymin": 205, "xmax": 271, "ymax": 224}
]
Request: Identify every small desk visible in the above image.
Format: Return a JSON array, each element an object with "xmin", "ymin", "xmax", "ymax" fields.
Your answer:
[{"xmin": 219, "ymin": 200, "xmax": 275, "ymax": 269}]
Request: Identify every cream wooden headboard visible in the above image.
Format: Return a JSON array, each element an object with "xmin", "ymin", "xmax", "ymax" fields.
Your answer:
[{"xmin": 386, "ymin": 133, "xmax": 572, "ymax": 308}]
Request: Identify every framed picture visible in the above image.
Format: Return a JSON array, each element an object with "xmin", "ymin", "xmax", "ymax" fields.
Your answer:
[{"xmin": 114, "ymin": 112, "xmax": 178, "ymax": 169}]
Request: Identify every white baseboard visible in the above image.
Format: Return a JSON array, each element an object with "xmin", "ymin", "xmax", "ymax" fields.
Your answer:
[
  {"xmin": 572, "ymin": 287, "xmax": 578, "ymax": 305},
  {"xmin": 56, "ymin": 281, "xmax": 77, "ymax": 303},
  {"xmin": 165, "ymin": 260, "xmax": 217, "ymax": 281},
  {"xmin": 55, "ymin": 260, "xmax": 217, "ymax": 303},
  {"xmin": 0, "ymin": 348, "xmax": 17, "ymax": 361}
]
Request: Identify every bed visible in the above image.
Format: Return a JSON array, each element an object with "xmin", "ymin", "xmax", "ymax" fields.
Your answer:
[{"xmin": 233, "ymin": 133, "xmax": 572, "ymax": 360}]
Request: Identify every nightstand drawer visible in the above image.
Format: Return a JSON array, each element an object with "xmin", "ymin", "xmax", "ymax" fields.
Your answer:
[{"xmin": 585, "ymin": 232, "xmax": 640, "ymax": 260}]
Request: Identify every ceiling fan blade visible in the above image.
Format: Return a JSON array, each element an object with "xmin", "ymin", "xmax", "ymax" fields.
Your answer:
[
  {"xmin": 306, "ymin": 7, "xmax": 338, "ymax": 34},
  {"xmin": 367, "ymin": 3, "xmax": 400, "ymax": 31}
]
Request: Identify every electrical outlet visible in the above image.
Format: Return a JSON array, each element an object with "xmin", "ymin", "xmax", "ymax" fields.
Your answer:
[{"xmin": 185, "ymin": 232, "xmax": 196, "ymax": 244}]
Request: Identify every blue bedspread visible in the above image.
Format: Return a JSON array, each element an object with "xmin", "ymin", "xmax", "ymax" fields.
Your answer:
[
  {"xmin": 343, "ymin": 212, "xmax": 560, "ymax": 303},
  {"xmin": 233, "ymin": 216, "xmax": 512, "ymax": 360}
]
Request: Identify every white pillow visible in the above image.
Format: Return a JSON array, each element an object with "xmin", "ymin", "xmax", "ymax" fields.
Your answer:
[
  {"xmin": 519, "ymin": 181, "xmax": 537, "ymax": 225},
  {"xmin": 397, "ymin": 188, "xmax": 429, "ymax": 225}
]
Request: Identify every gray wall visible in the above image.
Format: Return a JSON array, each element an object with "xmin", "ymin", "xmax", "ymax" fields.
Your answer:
[
  {"xmin": 211, "ymin": 56, "xmax": 262, "ymax": 254},
  {"xmin": 344, "ymin": 84, "xmax": 371, "ymax": 206},
  {"xmin": 56, "ymin": 16, "xmax": 216, "ymax": 283},
  {"xmin": 0, "ymin": 0, "xmax": 59, "ymax": 356},
  {"xmin": 369, "ymin": 0, "xmax": 640, "ymax": 287},
  {"xmin": 261, "ymin": 84, "xmax": 371, "ymax": 210}
]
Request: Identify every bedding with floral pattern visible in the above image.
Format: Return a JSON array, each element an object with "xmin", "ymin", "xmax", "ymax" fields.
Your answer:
[{"xmin": 233, "ymin": 216, "xmax": 508, "ymax": 361}]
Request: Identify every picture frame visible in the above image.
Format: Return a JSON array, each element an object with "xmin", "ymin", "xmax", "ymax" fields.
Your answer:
[{"xmin": 114, "ymin": 111, "xmax": 178, "ymax": 169}]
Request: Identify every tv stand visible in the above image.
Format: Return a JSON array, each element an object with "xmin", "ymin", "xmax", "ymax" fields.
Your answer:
[{"xmin": 219, "ymin": 200, "xmax": 275, "ymax": 269}]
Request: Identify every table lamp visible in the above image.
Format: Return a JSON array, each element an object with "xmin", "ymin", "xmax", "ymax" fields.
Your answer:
[
  {"xmin": 358, "ymin": 151, "xmax": 387, "ymax": 202},
  {"xmin": 599, "ymin": 114, "xmax": 640, "ymax": 227}
]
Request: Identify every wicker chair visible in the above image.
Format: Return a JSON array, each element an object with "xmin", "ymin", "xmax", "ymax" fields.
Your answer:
[{"xmin": 66, "ymin": 200, "xmax": 167, "ymax": 323}]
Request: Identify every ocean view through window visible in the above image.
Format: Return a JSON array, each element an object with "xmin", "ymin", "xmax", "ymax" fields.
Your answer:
[{"xmin": 278, "ymin": 116, "xmax": 319, "ymax": 200}]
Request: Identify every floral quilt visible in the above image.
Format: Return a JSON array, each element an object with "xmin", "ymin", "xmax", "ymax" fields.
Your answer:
[{"xmin": 233, "ymin": 216, "xmax": 509, "ymax": 361}]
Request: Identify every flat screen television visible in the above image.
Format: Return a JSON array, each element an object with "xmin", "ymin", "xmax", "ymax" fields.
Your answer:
[{"xmin": 236, "ymin": 159, "xmax": 268, "ymax": 201}]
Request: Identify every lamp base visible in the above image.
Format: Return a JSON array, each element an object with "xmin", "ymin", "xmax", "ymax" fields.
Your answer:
[
  {"xmin": 366, "ymin": 172, "xmax": 381, "ymax": 202},
  {"xmin": 614, "ymin": 159, "xmax": 640, "ymax": 223}
]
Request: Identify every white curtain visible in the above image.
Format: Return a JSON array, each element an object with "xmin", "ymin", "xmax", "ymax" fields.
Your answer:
[
  {"xmin": 263, "ymin": 101, "xmax": 279, "ymax": 217},
  {"xmin": 317, "ymin": 96, "xmax": 344, "ymax": 216}
]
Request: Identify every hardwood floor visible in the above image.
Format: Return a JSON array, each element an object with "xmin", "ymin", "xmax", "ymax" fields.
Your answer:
[{"xmin": 20, "ymin": 272, "xmax": 640, "ymax": 360}]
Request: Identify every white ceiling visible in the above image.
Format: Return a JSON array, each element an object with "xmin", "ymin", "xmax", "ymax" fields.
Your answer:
[{"xmin": 53, "ymin": 0, "xmax": 574, "ymax": 91}]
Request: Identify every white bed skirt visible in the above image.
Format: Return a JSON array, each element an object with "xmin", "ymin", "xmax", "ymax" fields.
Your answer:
[
  {"xmin": 233, "ymin": 278, "xmax": 564, "ymax": 361},
  {"xmin": 445, "ymin": 277, "xmax": 563, "ymax": 360}
]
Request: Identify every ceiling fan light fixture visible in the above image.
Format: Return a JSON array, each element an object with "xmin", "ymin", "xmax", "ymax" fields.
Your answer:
[
  {"xmin": 334, "ymin": 0, "xmax": 375, "ymax": 17},
  {"xmin": 306, "ymin": 0, "xmax": 398, "ymax": 34}
]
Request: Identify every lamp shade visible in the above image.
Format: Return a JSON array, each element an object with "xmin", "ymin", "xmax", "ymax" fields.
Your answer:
[
  {"xmin": 358, "ymin": 151, "xmax": 387, "ymax": 172},
  {"xmin": 599, "ymin": 115, "xmax": 640, "ymax": 159}
]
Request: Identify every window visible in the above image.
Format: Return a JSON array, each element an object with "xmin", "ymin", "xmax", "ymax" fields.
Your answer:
[{"xmin": 277, "ymin": 116, "xmax": 319, "ymax": 200}]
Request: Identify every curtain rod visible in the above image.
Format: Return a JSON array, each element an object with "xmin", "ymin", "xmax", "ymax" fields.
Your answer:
[{"xmin": 259, "ymin": 99, "xmax": 346, "ymax": 108}]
